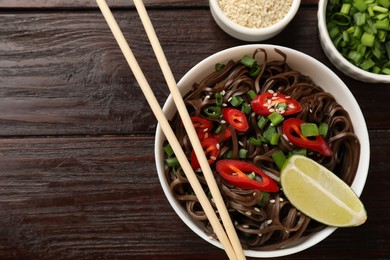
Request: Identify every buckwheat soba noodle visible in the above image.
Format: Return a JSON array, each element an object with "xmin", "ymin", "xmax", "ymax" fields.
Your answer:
[{"xmin": 163, "ymin": 48, "xmax": 360, "ymax": 250}]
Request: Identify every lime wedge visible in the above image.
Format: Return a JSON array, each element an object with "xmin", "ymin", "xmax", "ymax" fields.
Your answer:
[{"xmin": 280, "ymin": 155, "xmax": 367, "ymax": 227}]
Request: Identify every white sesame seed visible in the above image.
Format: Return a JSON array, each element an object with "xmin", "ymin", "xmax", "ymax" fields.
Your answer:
[
  {"xmin": 203, "ymin": 128, "xmax": 209, "ymax": 132},
  {"xmin": 221, "ymin": 120, "xmax": 227, "ymax": 124},
  {"xmin": 222, "ymin": 103, "xmax": 228, "ymax": 107},
  {"xmin": 270, "ymin": 199, "xmax": 276, "ymax": 204},
  {"xmin": 269, "ymin": 108, "xmax": 275, "ymax": 113},
  {"xmin": 285, "ymin": 96, "xmax": 291, "ymax": 98},
  {"xmin": 234, "ymin": 221, "xmax": 238, "ymax": 225},
  {"xmin": 204, "ymin": 133, "xmax": 209, "ymax": 139},
  {"xmin": 279, "ymin": 197, "xmax": 284, "ymax": 202},
  {"xmin": 210, "ymin": 156, "xmax": 217, "ymax": 161},
  {"xmin": 254, "ymin": 207, "xmax": 260, "ymax": 212},
  {"xmin": 245, "ymin": 211, "xmax": 252, "ymax": 216},
  {"xmin": 267, "ymin": 219, "xmax": 273, "ymax": 225},
  {"xmin": 238, "ymin": 141, "xmax": 244, "ymax": 146},
  {"xmin": 258, "ymin": 233, "xmax": 263, "ymax": 237},
  {"xmin": 268, "ymin": 89, "xmax": 275, "ymax": 94},
  {"xmin": 216, "ymin": 143, "xmax": 220, "ymax": 150},
  {"xmin": 242, "ymin": 225, "xmax": 249, "ymax": 228},
  {"xmin": 221, "ymin": 90, "xmax": 226, "ymax": 95},
  {"xmin": 228, "ymin": 97, "xmax": 232, "ymax": 102},
  {"xmin": 205, "ymin": 95, "xmax": 210, "ymax": 99},
  {"xmin": 273, "ymin": 93, "xmax": 278, "ymax": 97}
]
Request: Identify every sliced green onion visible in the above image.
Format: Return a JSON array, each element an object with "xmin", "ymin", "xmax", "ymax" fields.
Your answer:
[
  {"xmin": 240, "ymin": 55, "xmax": 257, "ymax": 68},
  {"xmin": 166, "ymin": 157, "xmax": 180, "ymax": 168},
  {"xmin": 361, "ymin": 32, "xmax": 375, "ymax": 47},
  {"xmin": 257, "ymin": 116, "xmax": 269, "ymax": 129},
  {"xmin": 268, "ymin": 112, "xmax": 284, "ymax": 126},
  {"xmin": 224, "ymin": 150, "xmax": 233, "ymax": 159},
  {"xmin": 348, "ymin": 50, "xmax": 364, "ymax": 63},
  {"xmin": 270, "ymin": 133, "xmax": 280, "ymax": 145},
  {"xmin": 163, "ymin": 143, "xmax": 174, "ymax": 157},
  {"xmin": 257, "ymin": 192, "xmax": 270, "ymax": 207},
  {"xmin": 331, "ymin": 12, "xmax": 352, "ymax": 25},
  {"xmin": 214, "ymin": 124, "xmax": 222, "ymax": 134},
  {"xmin": 241, "ymin": 102, "xmax": 251, "ymax": 114},
  {"xmin": 373, "ymin": 5, "xmax": 388, "ymax": 13},
  {"xmin": 239, "ymin": 148, "xmax": 248, "ymax": 159},
  {"xmin": 353, "ymin": 0, "xmax": 367, "ymax": 12},
  {"xmin": 247, "ymin": 172, "xmax": 256, "ymax": 180},
  {"xmin": 319, "ymin": 122, "xmax": 329, "ymax": 138},
  {"xmin": 382, "ymin": 67, "xmax": 390, "ymax": 74},
  {"xmin": 360, "ymin": 58, "xmax": 376, "ymax": 70},
  {"xmin": 249, "ymin": 136, "xmax": 262, "ymax": 146},
  {"xmin": 379, "ymin": 0, "xmax": 390, "ymax": 8},
  {"xmin": 249, "ymin": 65, "xmax": 261, "ymax": 77},
  {"xmin": 341, "ymin": 3, "xmax": 352, "ymax": 14},
  {"xmin": 354, "ymin": 12, "xmax": 366, "ymax": 26},
  {"xmin": 289, "ymin": 148, "xmax": 307, "ymax": 157},
  {"xmin": 204, "ymin": 106, "xmax": 221, "ymax": 118},
  {"xmin": 301, "ymin": 123, "xmax": 319, "ymax": 137},
  {"xmin": 215, "ymin": 92, "xmax": 223, "ymax": 107},
  {"xmin": 276, "ymin": 102, "xmax": 287, "ymax": 110},
  {"xmin": 272, "ymin": 150, "xmax": 287, "ymax": 170},
  {"xmin": 215, "ymin": 63, "xmax": 225, "ymax": 71},
  {"xmin": 247, "ymin": 89, "xmax": 257, "ymax": 100},
  {"xmin": 263, "ymin": 125, "xmax": 276, "ymax": 142},
  {"xmin": 375, "ymin": 18, "xmax": 389, "ymax": 30},
  {"xmin": 230, "ymin": 96, "xmax": 244, "ymax": 107}
]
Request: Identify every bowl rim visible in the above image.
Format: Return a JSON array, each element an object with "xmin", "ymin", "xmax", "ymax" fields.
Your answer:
[
  {"xmin": 318, "ymin": 0, "xmax": 390, "ymax": 82},
  {"xmin": 209, "ymin": 0, "xmax": 301, "ymax": 35},
  {"xmin": 154, "ymin": 44, "xmax": 370, "ymax": 258}
]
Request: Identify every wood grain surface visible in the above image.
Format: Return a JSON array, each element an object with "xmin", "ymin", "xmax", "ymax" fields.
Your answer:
[{"xmin": 0, "ymin": 0, "xmax": 388, "ymax": 259}]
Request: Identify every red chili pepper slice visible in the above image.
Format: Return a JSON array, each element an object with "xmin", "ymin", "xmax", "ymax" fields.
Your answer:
[
  {"xmin": 222, "ymin": 108, "xmax": 249, "ymax": 132},
  {"xmin": 191, "ymin": 116, "xmax": 213, "ymax": 141},
  {"xmin": 251, "ymin": 92, "xmax": 302, "ymax": 116},
  {"xmin": 216, "ymin": 159, "xmax": 279, "ymax": 192},
  {"xmin": 282, "ymin": 118, "xmax": 332, "ymax": 156},
  {"xmin": 191, "ymin": 138, "xmax": 220, "ymax": 170}
]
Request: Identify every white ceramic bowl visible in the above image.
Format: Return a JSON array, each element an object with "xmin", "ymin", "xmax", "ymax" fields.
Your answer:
[
  {"xmin": 155, "ymin": 44, "xmax": 370, "ymax": 258},
  {"xmin": 209, "ymin": 0, "xmax": 301, "ymax": 42},
  {"xmin": 318, "ymin": 0, "xmax": 390, "ymax": 83}
]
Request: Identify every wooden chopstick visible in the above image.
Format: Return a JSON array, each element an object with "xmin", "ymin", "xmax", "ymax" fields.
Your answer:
[
  {"xmin": 131, "ymin": 1, "xmax": 245, "ymax": 259},
  {"xmin": 96, "ymin": 1, "xmax": 245, "ymax": 259}
]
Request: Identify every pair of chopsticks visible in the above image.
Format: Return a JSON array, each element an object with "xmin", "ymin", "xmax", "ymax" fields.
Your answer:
[{"xmin": 95, "ymin": 0, "xmax": 246, "ymax": 259}]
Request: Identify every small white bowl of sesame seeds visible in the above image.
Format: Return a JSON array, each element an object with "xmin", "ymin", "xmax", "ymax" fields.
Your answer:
[{"xmin": 210, "ymin": 0, "xmax": 301, "ymax": 42}]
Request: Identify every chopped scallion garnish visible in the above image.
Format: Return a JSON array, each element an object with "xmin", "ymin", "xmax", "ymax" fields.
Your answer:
[{"xmin": 272, "ymin": 150, "xmax": 287, "ymax": 170}]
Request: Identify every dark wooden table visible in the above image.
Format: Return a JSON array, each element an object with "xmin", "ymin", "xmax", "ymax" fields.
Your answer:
[{"xmin": 0, "ymin": 0, "xmax": 388, "ymax": 259}]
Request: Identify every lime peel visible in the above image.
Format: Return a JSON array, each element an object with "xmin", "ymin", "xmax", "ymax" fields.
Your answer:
[{"xmin": 281, "ymin": 155, "xmax": 367, "ymax": 227}]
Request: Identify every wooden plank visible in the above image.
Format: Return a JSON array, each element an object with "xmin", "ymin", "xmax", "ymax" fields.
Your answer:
[
  {"xmin": 0, "ymin": 9, "xmax": 388, "ymax": 137},
  {"xmin": 0, "ymin": 131, "xmax": 387, "ymax": 258},
  {"xmin": 0, "ymin": 0, "xmax": 319, "ymax": 9}
]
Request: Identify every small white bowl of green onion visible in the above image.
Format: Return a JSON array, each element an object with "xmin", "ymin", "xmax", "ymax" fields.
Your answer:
[{"xmin": 318, "ymin": 0, "xmax": 390, "ymax": 83}]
